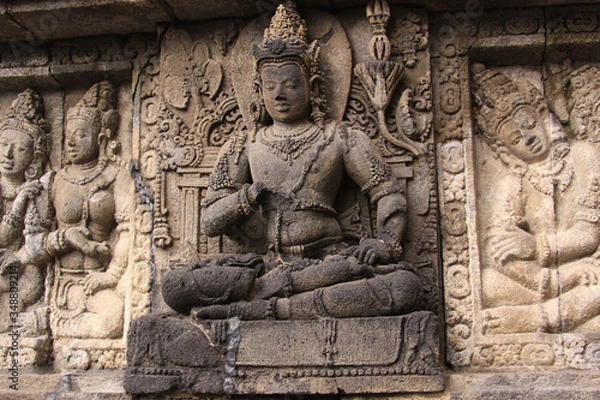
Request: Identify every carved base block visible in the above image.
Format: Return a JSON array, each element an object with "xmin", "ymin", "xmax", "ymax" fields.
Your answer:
[
  {"xmin": 125, "ymin": 311, "xmax": 442, "ymax": 395},
  {"xmin": 0, "ymin": 335, "xmax": 51, "ymax": 367},
  {"xmin": 54, "ymin": 339, "xmax": 127, "ymax": 370}
]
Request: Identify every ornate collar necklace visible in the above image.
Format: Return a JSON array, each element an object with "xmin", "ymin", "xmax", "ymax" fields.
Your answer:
[
  {"xmin": 63, "ymin": 159, "xmax": 108, "ymax": 185},
  {"xmin": 261, "ymin": 124, "xmax": 322, "ymax": 162},
  {"xmin": 525, "ymin": 154, "xmax": 574, "ymax": 196}
]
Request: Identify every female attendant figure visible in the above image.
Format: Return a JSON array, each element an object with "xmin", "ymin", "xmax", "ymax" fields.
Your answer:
[
  {"xmin": 47, "ymin": 81, "xmax": 134, "ymax": 339},
  {"xmin": 0, "ymin": 89, "xmax": 51, "ymax": 334}
]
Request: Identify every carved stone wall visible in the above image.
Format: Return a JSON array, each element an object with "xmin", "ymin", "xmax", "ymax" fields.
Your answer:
[{"xmin": 1, "ymin": 1, "xmax": 600, "ymax": 399}]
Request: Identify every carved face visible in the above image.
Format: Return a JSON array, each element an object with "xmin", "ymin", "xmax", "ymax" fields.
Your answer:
[
  {"xmin": 260, "ymin": 61, "xmax": 311, "ymax": 124},
  {"xmin": 65, "ymin": 117, "xmax": 100, "ymax": 164},
  {"xmin": 498, "ymin": 107, "xmax": 550, "ymax": 164},
  {"xmin": 0, "ymin": 128, "xmax": 34, "ymax": 180}
]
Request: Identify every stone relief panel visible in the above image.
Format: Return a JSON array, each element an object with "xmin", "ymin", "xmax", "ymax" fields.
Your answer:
[
  {"xmin": 0, "ymin": 34, "xmax": 155, "ymax": 371},
  {"xmin": 127, "ymin": 1, "xmax": 442, "ymax": 396},
  {"xmin": 432, "ymin": 5, "xmax": 600, "ymax": 370}
]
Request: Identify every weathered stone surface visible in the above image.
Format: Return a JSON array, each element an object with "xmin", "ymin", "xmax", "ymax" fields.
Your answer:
[
  {"xmin": 127, "ymin": 1, "xmax": 440, "ymax": 396},
  {"xmin": 6, "ymin": 0, "xmax": 172, "ymax": 40},
  {"xmin": 126, "ymin": 312, "xmax": 441, "ymax": 395},
  {"xmin": 0, "ymin": 7, "xmax": 28, "ymax": 43},
  {"xmin": 5, "ymin": 0, "xmax": 600, "ymax": 398}
]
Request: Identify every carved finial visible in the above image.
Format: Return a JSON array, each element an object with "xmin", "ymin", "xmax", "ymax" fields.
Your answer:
[
  {"xmin": 472, "ymin": 64, "xmax": 544, "ymax": 140},
  {"xmin": 366, "ymin": 0, "xmax": 391, "ymax": 61},
  {"xmin": 253, "ymin": 2, "xmax": 318, "ymax": 73},
  {"xmin": 67, "ymin": 81, "xmax": 119, "ymax": 138},
  {"xmin": 1, "ymin": 88, "xmax": 50, "ymax": 138}
]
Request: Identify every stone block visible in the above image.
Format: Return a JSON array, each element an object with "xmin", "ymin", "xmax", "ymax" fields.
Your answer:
[
  {"xmin": 125, "ymin": 312, "xmax": 442, "ymax": 395},
  {"xmin": 7, "ymin": 0, "xmax": 171, "ymax": 40}
]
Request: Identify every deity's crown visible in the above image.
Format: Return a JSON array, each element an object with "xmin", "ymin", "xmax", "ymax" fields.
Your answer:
[
  {"xmin": 66, "ymin": 81, "xmax": 119, "ymax": 136},
  {"xmin": 0, "ymin": 89, "xmax": 50, "ymax": 140},
  {"xmin": 253, "ymin": 1, "xmax": 319, "ymax": 74},
  {"xmin": 472, "ymin": 64, "xmax": 544, "ymax": 139}
]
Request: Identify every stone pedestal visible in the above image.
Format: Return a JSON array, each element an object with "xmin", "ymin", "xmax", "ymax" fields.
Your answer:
[{"xmin": 125, "ymin": 311, "xmax": 442, "ymax": 395}]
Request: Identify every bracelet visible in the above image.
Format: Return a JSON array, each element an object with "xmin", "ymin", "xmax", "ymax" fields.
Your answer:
[
  {"xmin": 266, "ymin": 297, "xmax": 277, "ymax": 320},
  {"xmin": 539, "ymin": 304, "xmax": 549, "ymax": 333},
  {"xmin": 537, "ymin": 234, "xmax": 551, "ymax": 268},
  {"xmin": 237, "ymin": 184, "xmax": 255, "ymax": 216},
  {"xmin": 57, "ymin": 229, "xmax": 67, "ymax": 251},
  {"xmin": 539, "ymin": 268, "xmax": 550, "ymax": 299},
  {"xmin": 45, "ymin": 231, "xmax": 61, "ymax": 257},
  {"xmin": 281, "ymin": 270, "xmax": 294, "ymax": 297},
  {"xmin": 2, "ymin": 212, "xmax": 22, "ymax": 227}
]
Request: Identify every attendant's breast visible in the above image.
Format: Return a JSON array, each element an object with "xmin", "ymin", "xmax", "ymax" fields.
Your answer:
[
  {"xmin": 88, "ymin": 189, "xmax": 116, "ymax": 239},
  {"xmin": 54, "ymin": 180, "xmax": 85, "ymax": 226}
]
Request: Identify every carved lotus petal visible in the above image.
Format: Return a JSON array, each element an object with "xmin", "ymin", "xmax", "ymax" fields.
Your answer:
[
  {"xmin": 197, "ymin": 59, "xmax": 223, "ymax": 99},
  {"xmin": 162, "ymin": 65, "xmax": 190, "ymax": 109}
]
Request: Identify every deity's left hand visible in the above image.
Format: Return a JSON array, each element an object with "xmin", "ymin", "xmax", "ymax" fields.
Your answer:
[
  {"xmin": 83, "ymin": 272, "xmax": 118, "ymax": 295},
  {"xmin": 353, "ymin": 238, "xmax": 393, "ymax": 266}
]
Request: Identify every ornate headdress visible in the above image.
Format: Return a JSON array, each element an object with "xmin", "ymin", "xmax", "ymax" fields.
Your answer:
[
  {"xmin": 472, "ymin": 64, "xmax": 545, "ymax": 144},
  {"xmin": 0, "ymin": 89, "xmax": 50, "ymax": 180},
  {"xmin": 66, "ymin": 81, "xmax": 119, "ymax": 138},
  {"xmin": 253, "ymin": 1, "xmax": 320, "ymax": 75},
  {"xmin": 472, "ymin": 64, "xmax": 571, "ymax": 181},
  {"xmin": 0, "ymin": 89, "xmax": 49, "ymax": 142},
  {"xmin": 565, "ymin": 65, "xmax": 600, "ymax": 141}
]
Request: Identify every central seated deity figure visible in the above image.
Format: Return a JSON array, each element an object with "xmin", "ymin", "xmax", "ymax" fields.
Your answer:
[{"xmin": 161, "ymin": 2, "xmax": 423, "ymax": 320}]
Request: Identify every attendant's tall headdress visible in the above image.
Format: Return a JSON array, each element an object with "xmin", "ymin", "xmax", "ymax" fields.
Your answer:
[
  {"xmin": 0, "ymin": 89, "xmax": 50, "ymax": 179},
  {"xmin": 66, "ymin": 81, "xmax": 119, "ymax": 139},
  {"xmin": 66, "ymin": 81, "xmax": 120, "ymax": 162}
]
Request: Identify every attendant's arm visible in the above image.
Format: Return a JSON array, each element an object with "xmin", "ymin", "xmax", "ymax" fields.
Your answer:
[
  {"xmin": 84, "ymin": 167, "xmax": 134, "ymax": 295},
  {"xmin": 542, "ymin": 142, "xmax": 600, "ymax": 265}
]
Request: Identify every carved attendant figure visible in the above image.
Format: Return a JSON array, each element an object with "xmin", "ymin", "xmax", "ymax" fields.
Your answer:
[
  {"xmin": 162, "ymin": 3, "xmax": 423, "ymax": 320},
  {"xmin": 0, "ymin": 89, "xmax": 50, "ymax": 333},
  {"xmin": 47, "ymin": 81, "xmax": 133, "ymax": 339},
  {"xmin": 473, "ymin": 65, "xmax": 600, "ymax": 333}
]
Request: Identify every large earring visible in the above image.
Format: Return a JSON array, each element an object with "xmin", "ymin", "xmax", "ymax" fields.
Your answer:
[
  {"xmin": 249, "ymin": 99, "xmax": 267, "ymax": 126},
  {"xmin": 24, "ymin": 159, "xmax": 41, "ymax": 181}
]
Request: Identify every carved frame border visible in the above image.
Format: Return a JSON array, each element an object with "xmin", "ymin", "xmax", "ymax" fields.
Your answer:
[{"xmin": 433, "ymin": 5, "xmax": 600, "ymax": 370}]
